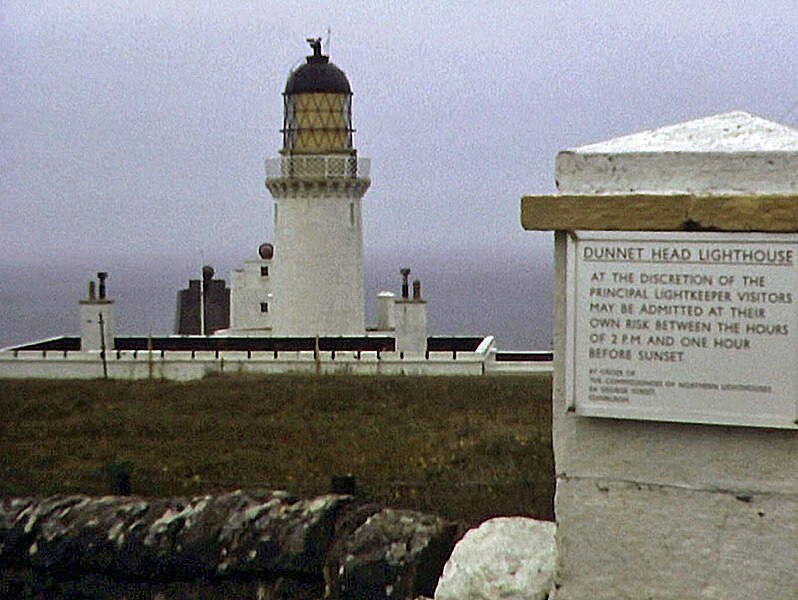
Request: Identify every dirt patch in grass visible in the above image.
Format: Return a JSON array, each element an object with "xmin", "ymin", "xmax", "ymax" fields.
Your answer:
[{"xmin": 0, "ymin": 374, "xmax": 553, "ymax": 525}]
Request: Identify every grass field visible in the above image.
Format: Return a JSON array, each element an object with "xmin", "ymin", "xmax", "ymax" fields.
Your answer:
[{"xmin": 0, "ymin": 374, "xmax": 553, "ymax": 525}]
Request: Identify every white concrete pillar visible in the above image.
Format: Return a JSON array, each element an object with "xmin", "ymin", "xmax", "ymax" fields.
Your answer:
[
  {"xmin": 394, "ymin": 281, "xmax": 427, "ymax": 354},
  {"xmin": 522, "ymin": 112, "xmax": 798, "ymax": 599},
  {"xmin": 376, "ymin": 291, "xmax": 396, "ymax": 330},
  {"xmin": 79, "ymin": 277, "xmax": 114, "ymax": 351}
]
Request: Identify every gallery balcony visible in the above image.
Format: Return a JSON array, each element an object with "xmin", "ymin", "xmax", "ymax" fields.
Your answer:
[{"xmin": 265, "ymin": 155, "xmax": 370, "ymax": 181}]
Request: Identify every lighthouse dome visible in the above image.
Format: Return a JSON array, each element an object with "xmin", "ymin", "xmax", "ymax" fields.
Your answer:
[
  {"xmin": 280, "ymin": 38, "xmax": 355, "ymax": 154},
  {"xmin": 285, "ymin": 41, "xmax": 351, "ymax": 95}
]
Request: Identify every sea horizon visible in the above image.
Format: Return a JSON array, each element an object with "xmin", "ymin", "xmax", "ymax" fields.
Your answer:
[{"xmin": 0, "ymin": 251, "xmax": 553, "ymax": 352}]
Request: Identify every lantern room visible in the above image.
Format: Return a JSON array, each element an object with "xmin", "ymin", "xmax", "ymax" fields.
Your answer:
[{"xmin": 281, "ymin": 38, "xmax": 355, "ymax": 155}]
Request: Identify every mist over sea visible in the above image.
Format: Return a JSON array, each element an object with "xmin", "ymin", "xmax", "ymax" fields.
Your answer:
[{"xmin": 0, "ymin": 251, "xmax": 553, "ymax": 351}]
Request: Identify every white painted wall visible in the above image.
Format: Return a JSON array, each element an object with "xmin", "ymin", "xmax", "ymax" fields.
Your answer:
[
  {"xmin": 0, "ymin": 342, "xmax": 541, "ymax": 380},
  {"xmin": 0, "ymin": 334, "xmax": 549, "ymax": 380},
  {"xmin": 550, "ymin": 112, "xmax": 798, "ymax": 598},
  {"xmin": 556, "ymin": 151, "xmax": 798, "ymax": 195},
  {"xmin": 376, "ymin": 291, "xmax": 396, "ymax": 330},
  {"xmin": 79, "ymin": 301, "xmax": 114, "ymax": 351},
  {"xmin": 229, "ymin": 258, "xmax": 272, "ymax": 332},
  {"xmin": 270, "ymin": 186, "xmax": 367, "ymax": 337},
  {"xmin": 393, "ymin": 299, "xmax": 428, "ymax": 354},
  {"xmin": 557, "ymin": 112, "xmax": 798, "ymax": 194},
  {"xmin": 552, "ymin": 231, "xmax": 798, "ymax": 598}
]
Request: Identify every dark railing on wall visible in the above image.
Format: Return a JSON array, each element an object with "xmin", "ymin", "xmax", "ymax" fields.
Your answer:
[{"xmin": 8, "ymin": 336, "xmax": 507, "ymax": 355}]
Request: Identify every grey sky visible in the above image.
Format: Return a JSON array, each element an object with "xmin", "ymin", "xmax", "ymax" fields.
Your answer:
[{"xmin": 2, "ymin": 1, "xmax": 798, "ymax": 269}]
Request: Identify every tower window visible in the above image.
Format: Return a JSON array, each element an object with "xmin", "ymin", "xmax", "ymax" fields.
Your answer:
[
  {"xmin": 260, "ymin": 266, "xmax": 269, "ymax": 277},
  {"xmin": 349, "ymin": 203, "xmax": 355, "ymax": 227},
  {"xmin": 274, "ymin": 203, "xmax": 278, "ymax": 225},
  {"xmin": 260, "ymin": 302, "xmax": 269, "ymax": 313}
]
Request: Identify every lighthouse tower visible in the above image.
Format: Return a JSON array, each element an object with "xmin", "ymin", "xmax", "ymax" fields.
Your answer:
[{"xmin": 266, "ymin": 38, "xmax": 371, "ymax": 336}]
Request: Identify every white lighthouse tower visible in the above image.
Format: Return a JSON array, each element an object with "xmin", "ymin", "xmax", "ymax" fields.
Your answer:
[{"xmin": 265, "ymin": 38, "xmax": 371, "ymax": 337}]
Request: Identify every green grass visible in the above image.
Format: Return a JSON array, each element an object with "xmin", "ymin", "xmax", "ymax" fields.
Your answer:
[{"xmin": 0, "ymin": 374, "xmax": 553, "ymax": 525}]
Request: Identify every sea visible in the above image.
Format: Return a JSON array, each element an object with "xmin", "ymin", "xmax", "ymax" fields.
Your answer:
[{"xmin": 0, "ymin": 253, "xmax": 553, "ymax": 351}]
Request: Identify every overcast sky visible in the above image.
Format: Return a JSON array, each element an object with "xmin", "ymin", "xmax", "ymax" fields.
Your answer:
[{"xmin": 2, "ymin": 1, "xmax": 798, "ymax": 271}]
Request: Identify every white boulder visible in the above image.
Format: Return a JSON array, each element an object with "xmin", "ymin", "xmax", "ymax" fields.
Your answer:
[{"xmin": 434, "ymin": 517, "xmax": 556, "ymax": 600}]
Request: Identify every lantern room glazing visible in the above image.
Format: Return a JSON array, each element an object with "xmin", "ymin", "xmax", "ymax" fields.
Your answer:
[{"xmin": 281, "ymin": 38, "xmax": 355, "ymax": 156}]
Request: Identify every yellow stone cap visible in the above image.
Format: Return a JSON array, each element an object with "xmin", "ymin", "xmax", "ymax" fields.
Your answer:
[{"xmin": 521, "ymin": 193, "xmax": 798, "ymax": 232}]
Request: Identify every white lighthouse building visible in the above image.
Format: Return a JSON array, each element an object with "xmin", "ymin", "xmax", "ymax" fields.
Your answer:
[
  {"xmin": 264, "ymin": 38, "xmax": 371, "ymax": 337},
  {"xmin": 221, "ymin": 38, "xmax": 429, "ymax": 350}
]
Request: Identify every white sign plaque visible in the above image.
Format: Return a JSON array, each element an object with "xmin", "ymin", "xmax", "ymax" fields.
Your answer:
[{"xmin": 566, "ymin": 231, "xmax": 798, "ymax": 429}]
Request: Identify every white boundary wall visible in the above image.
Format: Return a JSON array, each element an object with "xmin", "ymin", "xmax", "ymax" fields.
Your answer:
[{"xmin": 0, "ymin": 347, "xmax": 552, "ymax": 381}]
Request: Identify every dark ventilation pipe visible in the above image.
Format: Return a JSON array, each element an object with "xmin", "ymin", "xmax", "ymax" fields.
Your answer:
[
  {"xmin": 413, "ymin": 279, "xmax": 421, "ymax": 300},
  {"xmin": 97, "ymin": 272, "xmax": 108, "ymax": 300},
  {"xmin": 88, "ymin": 281, "xmax": 96, "ymax": 301},
  {"xmin": 400, "ymin": 268, "xmax": 411, "ymax": 299}
]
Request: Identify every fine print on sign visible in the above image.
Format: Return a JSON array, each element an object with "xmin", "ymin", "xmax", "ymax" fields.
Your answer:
[{"xmin": 566, "ymin": 231, "xmax": 798, "ymax": 429}]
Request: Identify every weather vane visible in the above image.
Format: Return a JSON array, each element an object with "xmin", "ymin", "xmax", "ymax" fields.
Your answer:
[{"xmin": 306, "ymin": 37, "xmax": 322, "ymax": 57}]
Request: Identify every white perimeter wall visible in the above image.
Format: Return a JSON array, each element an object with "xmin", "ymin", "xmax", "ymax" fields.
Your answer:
[{"xmin": 0, "ymin": 346, "xmax": 552, "ymax": 380}]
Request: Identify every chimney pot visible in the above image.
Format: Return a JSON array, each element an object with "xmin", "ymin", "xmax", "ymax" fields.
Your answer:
[
  {"xmin": 400, "ymin": 268, "xmax": 411, "ymax": 299},
  {"xmin": 97, "ymin": 272, "xmax": 108, "ymax": 300}
]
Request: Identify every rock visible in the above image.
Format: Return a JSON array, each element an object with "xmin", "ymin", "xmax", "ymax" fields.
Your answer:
[
  {"xmin": 434, "ymin": 517, "xmax": 556, "ymax": 600},
  {"xmin": 1, "ymin": 494, "xmax": 92, "ymax": 568},
  {"xmin": 1, "ymin": 491, "xmax": 355, "ymax": 582},
  {"xmin": 215, "ymin": 490, "xmax": 354, "ymax": 577},
  {"xmin": 0, "ymin": 496, "xmax": 37, "ymax": 563},
  {"xmin": 21, "ymin": 495, "xmax": 176, "ymax": 574},
  {"xmin": 1, "ymin": 491, "xmax": 462, "ymax": 600},
  {"xmin": 330, "ymin": 507, "xmax": 461, "ymax": 600}
]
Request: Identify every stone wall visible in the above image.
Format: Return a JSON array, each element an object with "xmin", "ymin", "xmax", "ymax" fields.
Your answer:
[{"xmin": 0, "ymin": 490, "xmax": 462, "ymax": 599}]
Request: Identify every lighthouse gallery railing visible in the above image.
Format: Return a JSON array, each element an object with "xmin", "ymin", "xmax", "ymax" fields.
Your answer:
[{"xmin": 265, "ymin": 156, "xmax": 370, "ymax": 180}]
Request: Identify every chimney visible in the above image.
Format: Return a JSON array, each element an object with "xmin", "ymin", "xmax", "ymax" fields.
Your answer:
[
  {"xmin": 400, "ymin": 268, "xmax": 411, "ymax": 299},
  {"xmin": 412, "ymin": 279, "xmax": 422, "ymax": 301},
  {"xmin": 97, "ymin": 272, "xmax": 108, "ymax": 300},
  {"xmin": 80, "ymin": 271, "xmax": 115, "ymax": 352}
]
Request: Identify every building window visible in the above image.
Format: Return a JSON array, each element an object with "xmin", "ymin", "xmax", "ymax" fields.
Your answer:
[
  {"xmin": 349, "ymin": 203, "xmax": 355, "ymax": 227},
  {"xmin": 260, "ymin": 266, "xmax": 269, "ymax": 277},
  {"xmin": 274, "ymin": 203, "xmax": 278, "ymax": 225},
  {"xmin": 260, "ymin": 302, "xmax": 269, "ymax": 313}
]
